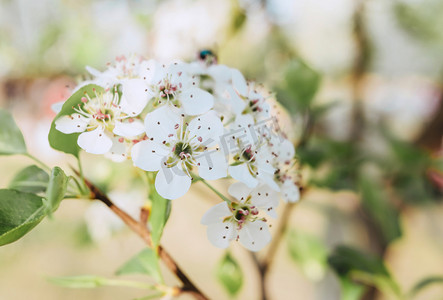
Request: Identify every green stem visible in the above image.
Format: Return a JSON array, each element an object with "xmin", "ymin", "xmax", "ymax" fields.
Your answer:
[
  {"xmin": 191, "ymin": 172, "xmax": 231, "ymax": 204},
  {"xmin": 25, "ymin": 153, "xmax": 51, "ymax": 172},
  {"xmin": 67, "ymin": 176, "xmax": 87, "ymax": 196}
]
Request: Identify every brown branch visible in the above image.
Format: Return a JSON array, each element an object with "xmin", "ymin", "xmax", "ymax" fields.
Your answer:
[
  {"xmin": 249, "ymin": 188, "xmax": 306, "ymax": 300},
  {"xmin": 84, "ymin": 179, "xmax": 209, "ymax": 300}
]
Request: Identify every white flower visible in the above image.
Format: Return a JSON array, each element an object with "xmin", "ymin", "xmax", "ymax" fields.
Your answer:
[
  {"xmin": 190, "ymin": 64, "xmax": 248, "ymax": 121},
  {"xmin": 201, "ymin": 182, "xmax": 279, "ymax": 251},
  {"xmin": 126, "ymin": 60, "xmax": 214, "ymax": 116},
  {"xmin": 268, "ymin": 136, "xmax": 300, "ymax": 203},
  {"xmin": 228, "ymin": 140, "xmax": 280, "ymax": 191},
  {"xmin": 86, "ymin": 54, "xmax": 145, "ymax": 87},
  {"xmin": 234, "ymin": 83, "xmax": 272, "ymax": 126},
  {"xmin": 131, "ymin": 106, "xmax": 227, "ymax": 199},
  {"xmin": 274, "ymin": 161, "xmax": 301, "ymax": 203},
  {"xmin": 55, "ymin": 87, "xmax": 145, "ymax": 155}
]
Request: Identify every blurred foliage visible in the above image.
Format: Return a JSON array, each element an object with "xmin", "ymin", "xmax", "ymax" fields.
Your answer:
[
  {"xmin": 216, "ymin": 252, "xmax": 243, "ymax": 297},
  {"xmin": 116, "ymin": 248, "xmax": 163, "ymax": 283},
  {"xmin": 287, "ymin": 229, "xmax": 328, "ymax": 281},
  {"xmin": 0, "ymin": 109, "xmax": 27, "ymax": 155},
  {"xmin": 275, "ymin": 59, "xmax": 321, "ymax": 114},
  {"xmin": 409, "ymin": 276, "xmax": 443, "ymax": 298},
  {"xmin": 328, "ymin": 246, "xmax": 402, "ymax": 298},
  {"xmin": 394, "ymin": 0, "xmax": 443, "ymax": 44},
  {"xmin": 0, "ymin": 189, "xmax": 47, "ymax": 246},
  {"xmin": 8, "ymin": 165, "xmax": 49, "ymax": 194}
]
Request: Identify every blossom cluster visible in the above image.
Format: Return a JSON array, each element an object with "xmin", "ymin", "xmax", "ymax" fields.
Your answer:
[{"xmin": 54, "ymin": 53, "xmax": 301, "ymax": 251}]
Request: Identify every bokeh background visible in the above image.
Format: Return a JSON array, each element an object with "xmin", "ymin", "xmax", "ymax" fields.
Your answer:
[{"xmin": 0, "ymin": 0, "xmax": 442, "ymax": 299}]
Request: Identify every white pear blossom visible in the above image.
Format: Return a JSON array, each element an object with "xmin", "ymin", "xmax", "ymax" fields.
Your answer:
[
  {"xmin": 227, "ymin": 138, "xmax": 280, "ymax": 191},
  {"xmin": 86, "ymin": 54, "xmax": 145, "ymax": 87},
  {"xmin": 131, "ymin": 106, "xmax": 227, "ymax": 199},
  {"xmin": 201, "ymin": 182, "xmax": 279, "ymax": 251},
  {"xmin": 55, "ymin": 87, "xmax": 145, "ymax": 155},
  {"xmin": 126, "ymin": 60, "xmax": 215, "ymax": 116}
]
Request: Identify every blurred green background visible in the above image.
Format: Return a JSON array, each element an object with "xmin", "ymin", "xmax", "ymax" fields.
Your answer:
[{"xmin": 0, "ymin": 0, "xmax": 442, "ymax": 299}]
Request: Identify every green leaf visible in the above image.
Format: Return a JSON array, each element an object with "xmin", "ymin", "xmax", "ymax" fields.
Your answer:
[
  {"xmin": 275, "ymin": 59, "xmax": 321, "ymax": 114},
  {"xmin": 45, "ymin": 167, "xmax": 68, "ymax": 216},
  {"xmin": 48, "ymin": 84, "xmax": 104, "ymax": 157},
  {"xmin": 116, "ymin": 248, "xmax": 163, "ymax": 283},
  {"xmin": 8, "ymin": 165, "xmax": 49, "ymax": 194},
  {"xmin": 359, "ymin": 177, "xmax": 402, "ymax": 245},
  {"xmin": 287, "ymin": 230, "xmax": 327, "ymax": 281},
  {"xmin": 339, "ymin": 277, "xmax": 366, "ymax": 300},
  {"xmin": 0, "ymin": 189, "xmax": 46, "ymax": 246},
  {"xmin": 409, "ymin": 276, "xmax": 443, "ymax": 297},
  {"xmin": 216, "ymin": 252, "xmax": 243, "ymax": 296},
  {"xmin": 328, "ymin": 246, "xmax": 402, "ymax": 298},
  {"xmin": 148, "ymin": 187, "xmax": 171, "ymax": 248},
  {"xmin": 48, "ymin": 275, "xmax": 154, "ymax": 290},
  {"xmin": 0, "ymin": 109, "xmax": 27, "ymax": 155}
]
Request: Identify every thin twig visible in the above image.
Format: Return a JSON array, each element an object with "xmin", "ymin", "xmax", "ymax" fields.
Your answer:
[{"xmin": 84, "ymin": 178, "xmax": 209, "ymax": 300}]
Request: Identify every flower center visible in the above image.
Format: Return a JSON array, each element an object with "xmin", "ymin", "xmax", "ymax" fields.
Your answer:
[{"xmin": 174, "ymin": 141, "xmax": 193, "ymax": 159}]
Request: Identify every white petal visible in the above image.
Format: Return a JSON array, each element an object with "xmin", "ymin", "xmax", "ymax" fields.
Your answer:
[
  {"xmin": 85, "ymin": 65, "xmax": 103, "ymax": 77},
  {"xmin": 121, "ymin": 79, "xmax": 149, "ymax": 116},
  {"xmin": 238, "ymin": 220, "xmax": 271, "ymax": 252},
  {"xmin": 206, "ymin": 221, "xmax": 236, "ymax": 249},
  {"xmin": 250, "ymin": 185, "xmax": 279, "ymax": 218},
  {"xmin": 106, "ymin": 136, "xmax": 128, "ymax": 162},
  {"xmin": 257, "ymin": 172, "xmax": 280, "ymax": 192},
  {"xmin": 144, "ymin": 106, "xmax": 180, "ymax": 143},
  {"xmin": 180, "ymin": 87, "xmax": 214, "ymax": 115},
  {"xmin": 273, "ymin": 138, "xmax": 295, "ymax": 163},
  {"xmin": 140, "ymin": 59, "xmax": 165, "ymax": 85},
  {"xmin": 55, "ymin": 114, "xmax": 89, "ymax": 134},
  {"xmin": 196, "ymin": 150, "xmax": 227, "ymax": 180},
  {"xmin": 229, "ymin": 164, "xmax": 258, "ymax": 188},
  {"xmin": 131, "ymin": 140, "xmax": 170, "ymax": 172},
  {"xmin": 187, "ymin": 110, "xmax": 223, "ymax": 146},
  {"xmin": 51, "ymin": 101, "xmax": 64, "ymax": 114},
  {"xmin": 201, "ymin": 202, "xmax": 231, "ymax": 225},
  {"xmin": 281, "ymin": 180, "xmax": 300, "ymax": 203},
  {"xmin": 77, "ymin": 127, "xmax": 113, "ymax": 154},
  {"xmin": 228, "ymin": 181, "xmax": 252, "ymax": 202},
  {"xmin": 208, "ymin": 64, "xmax": 232, "ymax": 83},
  {"xmin": 226, "ymin": 86, "xmax": 247, "ymax": 115},
  {"xmin": 113, "ymin": 119, "xmax": 145, "ymax": 137},
  {"xmin": 155, "ymin": 165, "xmax": 191, "ymax": 200},
  {"xmin": 231, "ymin": 68, "xmax": 248, "ymax": 96},
  {"xmin": 169, "ymin": 62, "xmax": 191, "ymax": 87}
]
